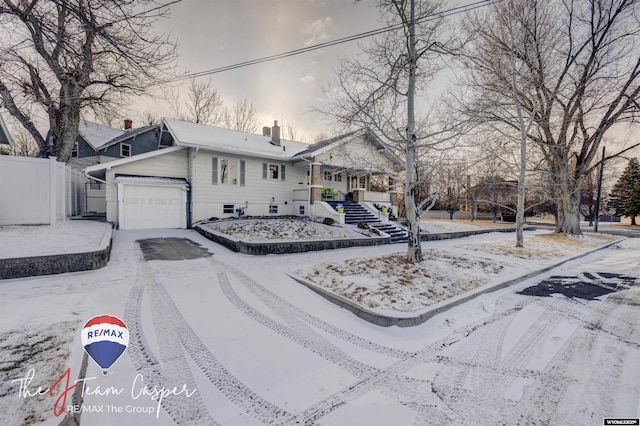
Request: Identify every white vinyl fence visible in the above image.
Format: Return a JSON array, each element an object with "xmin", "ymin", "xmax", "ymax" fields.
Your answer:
[{"xmin": 0, "ymin": 156, "xmax": 87, "ymax": 225}]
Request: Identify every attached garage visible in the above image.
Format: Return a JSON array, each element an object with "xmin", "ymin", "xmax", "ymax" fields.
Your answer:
[{"xmin": 115, "ymin": 176, "xmax": 188, "ymax": 230}]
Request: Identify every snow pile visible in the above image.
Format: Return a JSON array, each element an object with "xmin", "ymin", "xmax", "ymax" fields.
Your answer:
[
  {"xmin": 0, "ymin": 221, "xmax": 111, "ymax": 259},
  {"xmin": 201, "ymin": 218, "xmax": 366, "ymax": 242}
]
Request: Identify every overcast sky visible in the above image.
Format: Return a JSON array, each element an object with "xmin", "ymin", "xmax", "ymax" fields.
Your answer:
[{"xmin": 138, "ymin": 0, "xmax": 388, "ymax": 141}]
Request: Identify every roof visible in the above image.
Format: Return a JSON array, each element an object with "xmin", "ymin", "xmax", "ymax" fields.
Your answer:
[
  {"xmin": 162, "ymin": 117, "xmax": 310, "ymax": 160},
  {"xmin": 292, "ymin": 129, "xmax": 362, "ymax": 157},
  {"xmin": 0, "ymin": 114, "xmax": 14, "ymax": 146},
  {"xmin": 114, "ymin": 175, "xmax": 189, "ymax": 187},
  {"xmin": 78, "ymin": 120, "xmax": 126, "ymax": 150},
  {"xmin": 97, "ymin": 125, "xmax": 159, "ymax": 151},
  {"xmin": 292, "ymin": 128, "xmax": 403, "ymax": 167},
  {"xmin": 85, "ymin": 145, "xmax": 184, "ymax": 174}
]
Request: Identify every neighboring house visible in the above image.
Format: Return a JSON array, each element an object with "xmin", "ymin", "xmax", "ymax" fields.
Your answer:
[
  {"xmin": 85, "ymin": 118, "xmax": 402, "ymax": 230},
  {"xmin": 0, "ymin": 113, "xmax": 14, "ymax": 147},
  {"xmin": 69, "ymin": 119, "xmax": 162, "ymax": 213}
]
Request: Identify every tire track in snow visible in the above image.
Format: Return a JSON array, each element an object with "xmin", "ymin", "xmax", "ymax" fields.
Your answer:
[
  {"xmin": 219, "ymin": 272, "xmax": 378, "ymax": 378},
  {"xmin": 125, "ymin": 253, "xmax": 216, "ymax": 425},
  {"xmin": 128, "ymin": 248, "xmax": 296, "ymax": 425},
  {"xmin": 209, "ymin": 258, "xmax": 413, "ymax": 359}
]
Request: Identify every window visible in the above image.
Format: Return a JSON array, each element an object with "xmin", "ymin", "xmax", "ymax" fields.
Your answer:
[
  {"xmin": 223, "ymin": 204, "xmax": 234, "ymax": 214},
  {"xmin": 215, "ymin": 157, "xmax": 243, "ymax": 186},
  {"xmin": 220, "ymin": 158, "xmax": 239, "ymax": 185},
  {"xmin": 269, "ymin": 205, "xmax": 278, "ymax": 214},
  {"xmin": 263, "ymin": 163, "xmax": 286, "ymax": 181},
  {"xmin": 89, "ymin": 182, "xmax": 102, "ymax": 190},
  {"xmin": 121, "ymin": 143, "xmax": 131, "ymax": 157},
  {"xmin": 71, "ymin": 142, "xmax": 78, "ymax": 158},
  {"xmin": 335, "ymin": 173, "xmax": 343, "ymax": 182},
  {"xmin": 269, "ymin": 164, "xmax": 279, "ymax": 179},
  {"xmin": 299, "ymin": 205, "xmax": 305, "ymax": 215},
  {"xmin": 324, "ymin": 171, "xmax": 332, "ymax": 181},
  {"xmin": 359, "ymin": 176, "xmax": 366, "ymax": 188}
]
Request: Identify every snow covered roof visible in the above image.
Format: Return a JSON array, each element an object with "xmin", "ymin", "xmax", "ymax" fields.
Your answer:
[
  {"xmin": 162, "ymin": 118, "xmax": 310, "ymax": 160},
  {"xmin": 85, "ymin": 145, "xmax": 184, "ymax": 174},
  {"xmin": 78, "ymin": 120, "xmax": 125, "ymax": 150},
  {"xmin": 292, "ymin": 128, "xmax": 403, "ymax": 166},
  {"xmin": 0, "ymin": 114, "xmax": 13, "ymax": 146},
  {"xmin": 97, "ymin": 125, "xmax": 159, "ymax": 151}
]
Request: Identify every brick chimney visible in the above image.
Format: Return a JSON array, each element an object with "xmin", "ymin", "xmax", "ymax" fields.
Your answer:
[
  {"xmin": 124, "ymin": 119, "xmax": 133, "ymax": 130},
  {"xmin": 271, "ymin": 120, "xmax": 280, "ymax": 146}
]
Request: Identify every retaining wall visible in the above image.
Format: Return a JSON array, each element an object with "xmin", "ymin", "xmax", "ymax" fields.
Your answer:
[{"xmin": 196, "ymin": 225, "xmax": 389, "ymax": 255}]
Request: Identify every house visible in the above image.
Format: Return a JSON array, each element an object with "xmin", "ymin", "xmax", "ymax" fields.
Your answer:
[
  {"xmin": 0, "ymin": 114, "xmax": 14, "ymax": 147},
  {"xmin": 69, "ymin": 119, "xmax": 162, "ymax": 213},
  {"xmin": 85, "ymin": 118, "xmax": 403, "ymax": 230}
]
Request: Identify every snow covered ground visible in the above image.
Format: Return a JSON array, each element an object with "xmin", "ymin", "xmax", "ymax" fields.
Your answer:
[
  {"xmin": 0, "ymin": 221, "xmax": 111, "ymax": 258},
  {"xmin": 297, "ymin": 232, "xmax": 619, "ymax": 314},
  {"xmin": 200, "ymin": 218, "xmax": 368, "ymax": 242},
  {"xmin": 0, "ymin": 228, "xmax": 638, "ymax": 425},
  {"xmin": 420, "ymin": 218, "xmax": 512, "ymax": 233}
]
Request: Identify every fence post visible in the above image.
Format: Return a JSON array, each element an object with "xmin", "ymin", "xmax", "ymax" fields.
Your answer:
[{"xmin": 49, "ymin": 156, "xmax": 57, "ymax": 225}]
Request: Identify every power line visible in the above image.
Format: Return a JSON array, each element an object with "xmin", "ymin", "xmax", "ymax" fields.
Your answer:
[
  {"xmin": 2, "ymin": 0, "xmax": 499, "ymax": 106},
  {"xmin": 161, "ymin": 0, "xmax": 499, "ymax": 85}
]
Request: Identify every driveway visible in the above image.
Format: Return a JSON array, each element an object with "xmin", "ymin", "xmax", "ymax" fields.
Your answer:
[{"xmin": 1, "ymin": 230, "xmax": 638, "ymax": 425}]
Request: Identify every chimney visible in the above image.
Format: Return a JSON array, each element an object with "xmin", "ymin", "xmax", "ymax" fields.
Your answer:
[
  {"xmin": 263, "ymin": 126, "xmax": 271, "ymax": 137},
  {"xmin": 124, "ymin": 119, "xmax": 133, "ymax": 130},
  {"xmin": 271, "ymin": 120, "xmax": 280, "ymax": 146}
]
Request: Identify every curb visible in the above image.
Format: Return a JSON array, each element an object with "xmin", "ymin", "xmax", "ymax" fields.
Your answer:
[
  {"xmin": 58, "ymin": 353, "xmax": 88, "ymax": 426},
  {"xmin": 287, "ymin": 238, "xmax": 624, "ymax": 327},
  {"xmin": 0, "ymin": 227, "xmax": 113, "ymax": 280},
  {"xmin": 421, "ymin": 226, "xmax": 536, "ymax": 241}
]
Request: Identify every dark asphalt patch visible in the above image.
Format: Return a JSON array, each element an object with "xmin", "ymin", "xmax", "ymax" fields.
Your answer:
[
  {"xmin": 518, "ymin": 272, "xmax": 638, "ymax": 300},
  {"xmin": 137, "ymin": 238, "xmax": 212, "ymax": 261}
]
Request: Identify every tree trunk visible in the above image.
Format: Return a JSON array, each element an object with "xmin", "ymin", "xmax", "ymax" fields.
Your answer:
[
  {"xmin": 559, "ymin": 176, "xmax": 583, "ymax": 235},
  {"xmin": 632, "ymin": 216, "xmax": 637, "ymax": 226},
  {"xmin": 448, "ymin": 210, "xmax": 454, "ymax": 220},
  {"xmin": 404, "ymin": 0, "xmax": 422, "ymax": 264}
]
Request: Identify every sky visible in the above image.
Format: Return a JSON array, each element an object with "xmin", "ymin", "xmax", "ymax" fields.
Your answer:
[{"xmin": 137, "ymin": 0, "xmax": 393, "ymax": 141}]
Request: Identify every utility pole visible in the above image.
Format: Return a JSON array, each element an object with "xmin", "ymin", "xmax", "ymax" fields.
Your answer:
[{"xmin": 594, "ymin": 146, "xmax": 605, "ymax": 233}]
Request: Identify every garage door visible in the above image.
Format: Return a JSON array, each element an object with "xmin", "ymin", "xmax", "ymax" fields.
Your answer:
[{"xmin": 119, "ymin": 183, "xmax": 186, "ymax": 230}]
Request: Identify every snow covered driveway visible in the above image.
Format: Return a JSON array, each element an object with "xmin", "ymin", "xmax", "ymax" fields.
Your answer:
[{"xmin": 1, "ymin": 230, "xmax": 639, "ymax": 425}]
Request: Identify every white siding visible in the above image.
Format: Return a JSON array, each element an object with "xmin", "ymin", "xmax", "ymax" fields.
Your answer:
[
  {"xmin": 191, "ymin": 152, "xmax": 307, "ymax": 221},
  {"xmin": 105, "ymin": 151, "xmax": 188, "ymax": 223}
]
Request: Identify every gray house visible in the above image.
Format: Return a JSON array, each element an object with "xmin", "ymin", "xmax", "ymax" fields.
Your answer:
[{"xmin": 70, "ymin": 119, "xmax": 162, "ymax": 213}]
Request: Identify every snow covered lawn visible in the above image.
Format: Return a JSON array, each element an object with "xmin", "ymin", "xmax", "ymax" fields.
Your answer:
[
  {"xmin": 298, "ymin": 232, "xmax": 620, "ymax": 314},
  {"xmin": 200, "ymin": 218, "xmax": 367, "ymax": 242},
  {"xmin": 0, "ymin": 221, "xmax": 111, "ymax": 259},
  {"xmin": 420, "ymin": 218, "xmax": 513, "ymax": 233}
]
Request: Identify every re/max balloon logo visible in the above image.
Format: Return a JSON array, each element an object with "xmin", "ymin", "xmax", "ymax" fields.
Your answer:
[{"xmin": 81, "ymin": 315, "xmax": 129, "ymax": 375}]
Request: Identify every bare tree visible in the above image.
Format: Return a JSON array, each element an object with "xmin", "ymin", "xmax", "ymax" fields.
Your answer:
[
  {"xmin": 139, "ymin": 110, "xmax": 160, "ymax": 126},
  {"xmin": 0, "ymin": 128, "xmax": 39, "ymax": 156},
  {"xmin": 168, "ymin": 78, "xmax": 224, "ymax": 126},
  {"xmin": 322, "ymin": 0, "xmax": 468, "ymax": 263},
  {"xmin": 223, "ymin": 99, "xmax": 258, "ymax": 133},
  {"xmin": 0, "ymin": 0, "xmax": 178, "ymax": 162},
  {"xmin": 281, "ymin": 121, "xmax": 307, "ymax": 142},
  {"xmin": 460, "ymin": 0, "xmax": 640, "ymax": 236}
]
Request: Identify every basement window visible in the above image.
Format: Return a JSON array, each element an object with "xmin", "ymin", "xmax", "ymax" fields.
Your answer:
[
  {"xmin": 223, "ymin": 204, "xmax": 234, "ymax": 214},
  {"xmin": 299, "ymin": 205, "xmax": 305, "ymax": 215},
  {"xmin": 269, "ymin": 205, "xmax": 278, "ymax": 214}
]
